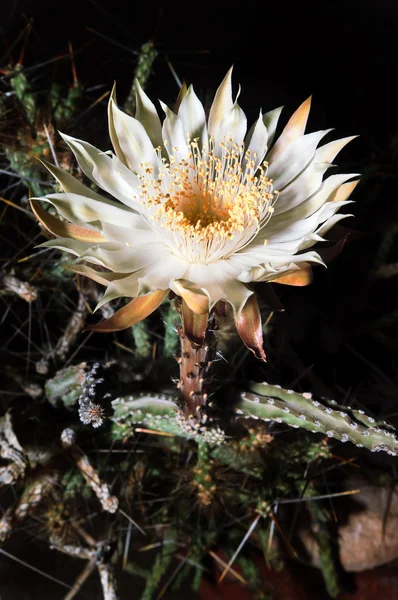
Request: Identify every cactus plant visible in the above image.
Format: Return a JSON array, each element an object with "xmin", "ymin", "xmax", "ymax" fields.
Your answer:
[{"xmin": 235, "ymin": 383, "xmax": 398, "ymax": 455}]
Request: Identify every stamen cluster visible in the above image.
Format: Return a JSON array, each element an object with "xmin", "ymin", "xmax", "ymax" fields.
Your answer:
[{"xmin": 137, "ymin": 138, "xmax": 276, "ymax": 264}]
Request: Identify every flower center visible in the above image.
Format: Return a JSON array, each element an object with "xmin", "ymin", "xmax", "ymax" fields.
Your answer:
[{"xmin": 137, "ymin": 138, "xmax": 277, "ymax": 264}]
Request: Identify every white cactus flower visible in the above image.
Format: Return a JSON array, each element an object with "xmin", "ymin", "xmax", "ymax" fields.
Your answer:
[{"xmin": 31, "ymin": 68, "xmax": 359, "ymax": 358}]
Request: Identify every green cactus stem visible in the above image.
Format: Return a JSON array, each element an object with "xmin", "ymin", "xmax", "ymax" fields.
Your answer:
[
  {"xmin": 45, "ymin": 363, "xmax": 87, "ymax": 409},
  {"xmin": 9, "ymin": 65, "xmax": 36, "ymax": 125},
  {"xmin": 124, "ymin": 41, "xmax": 158, "ymax": 115},
  {"xmin": 234, "ymin": 383, "xmax": 398, "ymax": 456},
  {"xmin": 111, "ymin": 394, "xmax": 225, "ymax": 445},
  {"xmin": 162, "ymin": 299, "xmax": 180, "ymax": 357},
  {"xmin": 51, "ymin": 82, "xmax": 83, "ymax": 123},
  {"xmin": 132, "ymin": 320, "xmax": 152, "ymax": 359}
]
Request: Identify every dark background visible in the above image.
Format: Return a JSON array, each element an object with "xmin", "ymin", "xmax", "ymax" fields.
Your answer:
[{"xmin": 2, "ymin": 0, "xmax": 398, "ymax": 142}]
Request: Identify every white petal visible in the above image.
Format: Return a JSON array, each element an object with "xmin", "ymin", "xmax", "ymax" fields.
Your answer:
[
  {"xmin": 327, "ymin": 179, "xmax": 360, "ymax": 203},
  {"xmin": 60, "ymin": 133, "xmax": 141, "ymax": 210},
  {"xmin": 298, "ymin": 204, "xmax": 353, "ymax": 250},
  {"xmin": 273, "ymin": 161, "xmax": 331, "ymax": 216},
  {"xmin": 185, "ymin": 261, "xmax": 252, "ymax": 313},
  {"xmin": 69, "ymin": 264, "xmax": 128, "ymax": 287},
  {"xmin": 314, "ymin": 199, "xmax": 352, "ymax": 225},
  {"xmin": 239, "ymin": 251, "xmax": 324, "ymax": 283},
  {"xmin": 186, "ymin": 265, "xmax": 225, "ymax": 305},
  {"xmin": 178, "ymin": 85, "xmax": 207, "ymax": 147},
  {"xmin": 237, "ymin": 237, "xmax": 320, "ymax": 268},
  {"xmin": 214, "ymin": 101, "xmax": 247, "ymax": 149},
  {"xmin": 208, "ymin": 67, "xmax": 234, "ymax": 139},
  {"xmin": 215, "ymin": 278, "xmax": 253, "ymax": 316},
  {"xmin": 40, "ymin": 159, "xmax": 106, "ymax": 202},
  {"xmin": 274, "ymin": 173, "xmax": 359, "ymax": 222},
  {"xmin": 37, "ymin": 237, "xmax": 94, "ymax": 257},
  {"xmin": 101, "ymin": 222, "xmax": 158, "ymax": 247},
  {"xmin": 108, "ymin": 86, "xmax": 158, "ymax": 173},
  {"xmin": 134, "ymin": 80, "xmax": 163, "ymax": 147},
  {"xmin": 268, "ymin": 130, "xmax": 332, "ymax": 191},
  {"xmin": 96, "ymin": 271, "xmax": 142, "ymax": 307},
  {"xmin": 263, "ymin": 106, "xmax": 283, "ymax": 146},
  {"xmin": 40, "ymin": 192, "xmax": 142, "ymax": 229},
  {"xmin": 244, "ymin": 111, "xmax": 268, "ymax": 169},
  {"xmin": 267, "ymin": 96, "xmax": 312, "ymax": 162},
  {"xmin": 76, "ymin": 243, "xmax": 166, "ymax": 272},
  {"xmin": 262, "ymin": 210, "xmax": 329, "ymax": 245},
  {"xmin": 137, "ymin": 254, "xmax": 189, "ymax": 293},
  {"xmin": 311, "ymin": 212, "xmax": 352, "ymax": 240},
  {"xmin": 315, "ymin": 136, "xmax": 358, "ymax": 164},
  {"xmin": 160, "ymin": 102, "xmax": 189, "ymax": 162},
  {"xmin": 97, "ymin": 253, "xmax": 188, "ymax": 307}
]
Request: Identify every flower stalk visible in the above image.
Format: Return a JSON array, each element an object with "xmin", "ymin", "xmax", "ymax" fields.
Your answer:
[{"xmin": 176, "ymin": 299, "xmax": 216, "ymax": 419}]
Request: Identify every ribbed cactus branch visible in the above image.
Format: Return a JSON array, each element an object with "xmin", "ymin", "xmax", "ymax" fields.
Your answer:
[
  {"xmin": 124, "ymin": 41, "xmax": 158, "ymax": 115},
  {"xmin": 111, "ymin": 394, "xmax": 225, "ymax": 444},
  {"xmin": 235, "ymin": 383, "xmax": 398, "ymax": 456},
  {"xmin": 131, "ymin": 320, "xmax": 151, "ymax": 359}
]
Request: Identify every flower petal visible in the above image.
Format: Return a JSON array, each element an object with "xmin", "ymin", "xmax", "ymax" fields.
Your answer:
[
  {"xmin": 87, "ymin": 289, "xmax": 168, "ymax": 332},
  {"xmin": 95, "ymin": 271, "xmax": 143, "ymax": 307},
  {"xmin": 160, "ymin": 102, "xmax": 189, "ymax": 162},
  {"xmin": 244, "ymin": 111, "xmax": 268, "ymax": 169},
  {"xmin": 94, "ymin": 253, "xmax": 188, "ymax": 307},
  {"xmin": 173, "ymin": 81, "xmax": 188, "ymax": 112},
  {"xmin": 185, "ymin": 261, "xmax": 251, "ymax": 312},
  {"xmin": 267, "ymin": 96, "xmax": 312, "ymax": 162},
  {"xmin": 271, "ymin": 136, "xmax": 356, "ymax": 214},
  {"xmin": 239, "ymin": 250, "xmax": 324, "ymax": 283},
  {"xmin": 208, "ymin": 67, "xmax": 234, "ymax": 139},
  {"xmin": 40, "ymin": 159, "xmax": 106, "ymax": 202},
  {"xmin": 234, "ymin": 294, "xmax": 266, "ymax": 361},
  {"xmin": 65, "ymin": 263, "xmax": 127, "ymax": 286},
  {"xmin": 178, "ymin": 85, "xmax": 207, "ymax": 147},
  {"xmin": 75, "ymin": 243, "xmax": 165, "ymax": 272},
  {"xmin": 37, "ymin": 237, "xmax": 95, "ymax": 257},
  {"xmin": 39, "ymin": 192, "xmax": 142, "ymax": 229},
  {"xmin": 215, "ymin": 277, "xmax": 254, "ymax": 316},
  {"xmin": 315, "ymin": 135, "xmax": 358, "ymax": 164},
  {"xmin": 273, "ymin": 161, "xmax": 330, "ymax": 216},
  {"xmin": 108, "ymin": 85, "xmax": 158, "ymax": 173},
  {"xmin": 263, "ymin": 106, "xmax": 283, "ymax": 146},
  {"xmin": 30, "ymin": 199, "xmax": 107, "ymax": 243},
  {"xmin": 272, "ymin": 135, "xmax": 357, "ymax": 217},
  {"xmin": 101, "ymin": 222, "xmax": 158, "ymax": 247},
  {"xmin": 273, "ymin": 173, "xmax": 359, "ymax": 222},
  {"xmin": 272, "ymin": 263, "xmax": 313, "ymax": 286},
  {"xmin": 327, "ymin": 179, "xmax": 360, "ymax": 203},
  {"xmin": 134, "ymin": 80, "xmax": 163, "ymax": 147},
  {"xmin": 171, "ymin": 279, "xmax": 209, "ymax": 315},
  {"xmin": 135, "ymin": 254, "xmax": 189, "ymax": 292},
  {"xmin": 60, "ymin": 133, "xmax": 141, "ymax": 210},
  {"xmin": 268, "ymin": 129, "xmax": 332, "ymax": 192},
  {"xmin": 107, "ymin": 84, "xmax": 125, "ymax": 165},
  {"xmin": 214, "ymin": 101, "xmax": 247, "ymax": 149},
  {"xmin": 308, "ymin": 212, "xmax": 352, "ymax": 244}
]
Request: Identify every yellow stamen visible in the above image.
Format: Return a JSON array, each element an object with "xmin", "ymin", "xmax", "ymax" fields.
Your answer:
[{"xmin": 137, "ymin": 138, "xmax": 276, "ymax": 264}]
